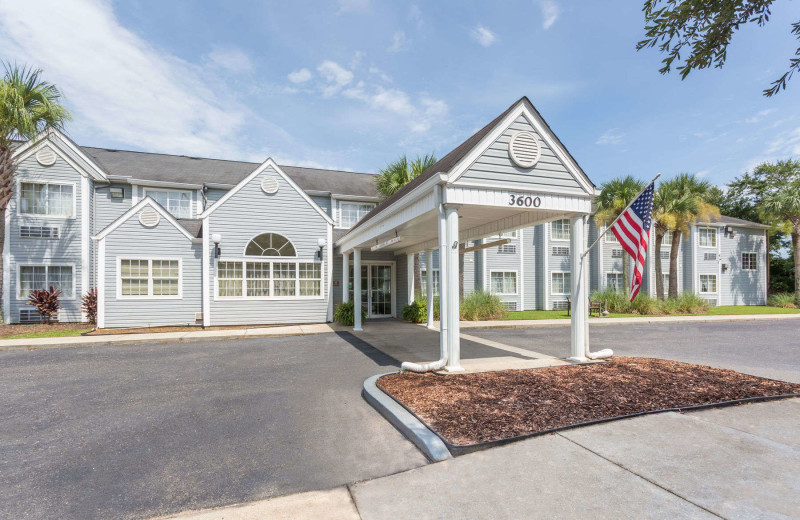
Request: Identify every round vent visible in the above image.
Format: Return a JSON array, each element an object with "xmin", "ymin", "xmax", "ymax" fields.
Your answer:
[
  {"xmin": 261, "ymin": 177, "xmax": 279, "ymax": 194},
  {"xmin": 36, "ymin": 147, "xmax": 57, "ymax": 167},
  {"xmin": 508, "ymin": 131, "xmax": 541, "ymax": 169},
  {"xmin": 138, "ymin": 207, "xmax": 160, "ymax": 227}
]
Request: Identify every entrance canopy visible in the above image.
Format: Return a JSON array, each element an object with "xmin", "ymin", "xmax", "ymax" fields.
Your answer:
[{"xmin": 336, "ymin": 97, "xmax": 603, "ymax": 369}]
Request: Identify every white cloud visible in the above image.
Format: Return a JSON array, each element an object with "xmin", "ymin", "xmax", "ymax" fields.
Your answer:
[
  {"xmin": 349, "ymin": 51, "xmax": 365, "ymax": 69},
  {"xmin": 695, "ymin": 168, "xmax": 712, "ymax": 178},
  {"xmin": 766, "ymin": 125, "xmax": 800, "ymax": 156},
  {"xmin": 388, "ymin": 31, "xmax": 409, "ymax": 53},
  {"xmin": 745, "ymin": 108, "xmax": 776, "ymax": 124},
  {"xmin": 337, "ymin": 0, "xmax": 370, "ymax": 14},
  {"xmin": 206, "ymin": 45, "xmax": 253, "ymax": 73},
  {"xmin": 0, "ymin": 0, "xmax": 256, "ymax": 159},
  {"xmin": 596, "ymin": 128, "xmax": 624, "ymax": 145},
  {"xmin": 471, "ymin": 26, "xmax": 497, "ymax": 47},
  {"xmin": 317, "ymin": 60, "xmax": 354, "ymax": 96},
  {"xmin": 408, "ymin": 5, "xmax": 423, "ymax": 28},
  {"xmin": 288, "ymin": 68, "xmax": 313, "ymax": 84},
  {"xmin": 539, "ymin": 0, "xmax": 560, "ymax": 30}
]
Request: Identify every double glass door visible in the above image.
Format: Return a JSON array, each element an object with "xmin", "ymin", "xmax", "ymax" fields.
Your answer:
[{"xmin": 348, "ymin": 263, "xmax": 393, "ymax": 317}]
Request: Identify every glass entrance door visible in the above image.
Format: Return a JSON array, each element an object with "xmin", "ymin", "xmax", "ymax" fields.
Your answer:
[{"xmin": 348, "ymin": 263, "xmax": 393, "ymax": 318}]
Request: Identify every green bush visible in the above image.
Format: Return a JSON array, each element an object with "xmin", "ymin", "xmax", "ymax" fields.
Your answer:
[
  {"xmin": 333, "ymin": 301, "xmax": 366, "ymax": 326},
  {"xmin": 674, "ymin": 293, "xmax": 708, "ymax": 314},
  {"xmin": 591, "ymin": 288, "xmax": 630, "ymax": 313},
  {"xmin": 768, "ymin": 292, "xmax": 798, "ymax": 308},
  {"xmin": 460, "ymin": 290, "xmax": 507, "ymax": 321},
  {"xmin": 590, "ymin": 288, "xmax": 708, "ymax": 315},
  {"xmin": 402, "ymin": 298, "xmax": 427, "ymax": 323},
  {"xmin": 630, "ymin": 294, "xmax": 659, "ymax": 315}
]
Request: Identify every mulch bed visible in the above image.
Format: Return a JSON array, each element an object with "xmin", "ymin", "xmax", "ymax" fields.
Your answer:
[
  {"xmin": 0, "ymin": 322, "xmax": 90, "ymax": 338},
  {"xmin": 377, "ymin": 357, "xmax": 800, "ymax": 446}
]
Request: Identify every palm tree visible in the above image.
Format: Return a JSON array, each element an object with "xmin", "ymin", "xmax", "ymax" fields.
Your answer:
[
  {"xmin": 760, "ymin": 178, "xmax": 800, "ymax": 305},
  {"xmin": 0, "ymin": 64, "xmax": 70, "ymax": 318},
  {"xmin": 660, "ymin": 173, "xmax": 719, "ymax": 299},
  {"xmin": 651, "ymin": 182, "xmax": 696, "ymax": 300},
  {"xmin": 375, "ymin": 154, "xmax": 437, "ymax": 296},
  {"xmin": 594, "ymin": 175, "xmax": 646, "ymax": 294}
]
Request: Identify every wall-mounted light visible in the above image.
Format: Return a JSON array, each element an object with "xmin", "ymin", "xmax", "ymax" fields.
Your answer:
[
  {"xmin": 211, "ymin": 233, "xmax": 222, "ymax": 258},
  {"xmin": 317, "ymin": 238, "xmax": 326, "ymax": 260},
  {"xmin": 109, "ymin": 187, "xmax": 124, "ymax": 199}
]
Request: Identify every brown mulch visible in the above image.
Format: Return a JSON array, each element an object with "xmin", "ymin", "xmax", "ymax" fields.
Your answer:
[
  {"xmin": 0, "ymin": 322, "xmax": 90, "ymax": 338},
  {"xmin": 377, "ymin": 357, "xmax": 800, "ymax": 446}
]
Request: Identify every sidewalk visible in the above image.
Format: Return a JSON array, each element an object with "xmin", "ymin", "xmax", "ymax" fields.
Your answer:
[
  {"xmin": 2, "ymin": 312, "xmax": 799, "ymax": 350},
  {"xmin": 158, "ymin": 398, "xmax": 800, "ymax": 520}
]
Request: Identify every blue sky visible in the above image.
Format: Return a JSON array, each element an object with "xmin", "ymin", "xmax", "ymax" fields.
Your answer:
[{"xmin": 1, "ymin": 0, "xmax": 799, "ymax": 187}]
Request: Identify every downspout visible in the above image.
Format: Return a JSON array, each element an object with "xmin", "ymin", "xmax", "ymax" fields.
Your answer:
[{"xmin": 401, "ymin": 184, "xmax": 448, "ymax": 372}]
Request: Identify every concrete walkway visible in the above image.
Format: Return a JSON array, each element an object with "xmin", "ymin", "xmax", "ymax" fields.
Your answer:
[{"xmin": 159, "ymin": 398, "xmax": 800, "ymax": 519}]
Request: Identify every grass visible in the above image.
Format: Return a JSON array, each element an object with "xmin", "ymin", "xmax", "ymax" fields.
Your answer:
[
  {"xmin": 2, "ymin": 328, "xmax": 90, "ymax": 339},
  {"xmin": 503, "ymin": 305, "xmax": 800, "ymax": 321}
]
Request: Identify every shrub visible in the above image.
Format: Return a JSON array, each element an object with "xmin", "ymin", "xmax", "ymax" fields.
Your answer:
[
  {"xmin": 768, "ymin": 292, "xmax": 798, "ymax": 308},
  {"xmin": 591, "ymin": 288, "xmax": 708, "ymax": 315},
  {"xmin": 630, "ymin": 294, "xmax": 659, "ymax": 315},
  {"xmin": 591, "ymin": 288, "xmax": 631, "ymax": 313},
  {"xmin": 402, "ymin": 298, "xmax": 427, "ymax": 323},
  {"xmin": 675, "ymin": 293, "xmax": 708, "ymax": 314},
  {"xmin": 81, "ymin": 288, "xmax": 97, "ymax": 324},
  {"xmin": 459, "ymin": 290, "xmax": 507, "ymax": 321},
  {"xmin": 27, "ymin": 286, "xmax": 61, "ymax": 324},
  {"xmin": 333, "ymin": 301, "xmax": 366, "ymax": 326}
]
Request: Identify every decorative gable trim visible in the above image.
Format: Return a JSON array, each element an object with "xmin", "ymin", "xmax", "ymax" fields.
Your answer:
[
  {"xmin": 92, "ymin": 196, "xmax": 195, "ymax": 241},
  {"xmin": 199, "ymin": 157, "xmax": 334, "ymax": 224},
  {"xmin": 13, "ymin": 128, "xmax": 108, "ymax": 181},
  {"xmin": 447, "ymin": 100, "xmax": 594, "ymax": 195}
]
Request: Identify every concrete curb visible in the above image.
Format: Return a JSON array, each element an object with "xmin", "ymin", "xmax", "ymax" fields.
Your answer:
[
  {"xmin": 362, "ymin": 374, "xmax": 452, "ymax": 462},
  {"xmin": 457, "ymin": 313, "xmax": 800, "ymax": 330}
]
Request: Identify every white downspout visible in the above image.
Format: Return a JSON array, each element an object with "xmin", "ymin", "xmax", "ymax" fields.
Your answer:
[{"xmin": 402, "ymin": 184, "xmax": 448, "ymax": 372}]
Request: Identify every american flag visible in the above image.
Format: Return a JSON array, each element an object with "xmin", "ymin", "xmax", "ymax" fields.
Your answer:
[{"xmin": 609, "ymin": 182, "xmax": 655, "ymax": 301}]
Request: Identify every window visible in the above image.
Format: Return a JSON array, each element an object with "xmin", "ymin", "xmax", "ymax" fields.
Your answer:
[
  {"xmin": 245, "ymin": 233, "xmax": 296, "ymax": 257},
  {"xmin": 742, "ymin": 252, "xmax": 757, "ymax": 270},
  {"xmin": 20, "ymin": 182, "xmax": 74, "ymax": 217},
  {"xmin": 606, "ymin": 273, "xmax": 624, "ymax": 292},
  {"xmin": 338, "ymin": 201, "xmax": 375, "ymax": 228},
  {"xmin": 145, "ymin": 189, "xmax": 192, "ymax": 218},
  {"xmin": 119, "ymin": 258, "xmax": 180, "ymax": 298},
  {"xmin": 421, "ymin": 269, "xmax": 440, "ymax": 297},
  {"xmin": 604, "ymin": 222, "xmax": 618, "ymax": 243},
  {"xmin": 662, "ymin": 273, "xmax": 670, "ymax": 291},
  {"xmin": 698, "ymin": 227, "xmax": 717, "ymax": 248},
  {"xmin": 551, "ymin": 272, "xmax": 571, "ymax": 295},
  {"xmin": 20, "ymin": 226, "xmax": 59, "ymax": 239},
  {"xmin": 551, "ymin": 219, "xmax": 570, "ymax": 240},
  {"xmin": 552, "ymin": 246, "xmax": 569, "ymax": 256},
  {"xmin": 703, "ymin": 252, "xmax": 717, "ymax": 261},
  {"xmin": 660, "ymin": 250, "xmax": 670, "ymax": 260},
  {"xmin": 699, "ymin": 274, "xmax": 717, "ymax": 294},
  {"xmin": 490, "ymin": 271, "xmax": 518, "ymax": 295},
  {"xmin": 497, "ymin": 244, "xmax": 517, "ymax": 254},
  {"xmin": 19, "ymin": 265, "xmax": 74, "ymax": 298},
  {"xmin": 661, "ymin": 233, "xmax": 673, "ymax": 246},
  {"xmin": 216, "ymin": 260, "xmax": 322, "ymax": 298},
  {"xmin": 612, "ymin": 248, "xmax": 624, "ymax": 258}
]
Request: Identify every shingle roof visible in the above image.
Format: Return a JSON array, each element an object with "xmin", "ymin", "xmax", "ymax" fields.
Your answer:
[
  {"xmin": 176, "ymin": 218, "xmax": 203, "ymax": 238},
  {"xmin": 708, "ymin": 215, "xmax": 770, "ymax": 229},
  {"xmin": 79, "ymin": 147, "xmax": 379, "ymax": 198}
]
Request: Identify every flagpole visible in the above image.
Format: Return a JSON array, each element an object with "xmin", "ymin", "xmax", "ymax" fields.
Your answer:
[{"xmin": 581, "ymin": 173, "xmax": 661, "ymax": 261}]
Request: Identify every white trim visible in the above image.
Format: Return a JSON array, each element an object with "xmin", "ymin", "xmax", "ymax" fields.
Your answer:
[
  {"xmin": 115, "ymin": 256, "xmax": 183, "ymax": 300},
  {"xmin": 446, "ymin": 101, "xmax": 594, "ymax": 194},
  {"xmin": 97, "ymin": 238, "xmax": 105, "ymax": 328},
  {"xmin": 605, "ymin": 271, "xmax": 624, "ymax": 292},
  {"xmin": 213, "ymin": 257, "xmax": 325, "ymax": 301},
  {"xmin": 697, "ymin": 226, "xmax": 718, "ymax": 248},
  {"xmin": 200, "ymin": 158, "xmax": 334, "ymax": 224},
  {"xmin": 326, "ymin": 223, "xmax": 334, "ymax": 322},
  {"xmin": 550, "ymin": 270, "xmax": 571, "ymax": 296},
  {"xmin": 692, "ymin": 228, "xmax": 698, "ymax": 293},
  {"xmin": 334, "ymin": 199, "xmax": 376, "ymax": 230},
  {"xmin": 2, "ymin": 205, "xmax": 9, "ymax": 323},
  {"xmin": 543, "ymin": 224, "xmax": 549, "ymax": 307},
  {"xmin": 16, "ymin": 179, "xmax": 77, "ymax": 220},
  {"xmin": 550, "ymin": 218, "xmax": 571, "ymax": 242},
  {"xmin": 80, "ymin": 175, "xmax": 90, "ymax": 321},
  {"xmin": 345, "ymin": 258, "xmax": 398, "ymax": 318},
  {"xmin": 131, "ymin": 184, "xmax": 140, "ymax": 206},
  {"xmin": 93, "ymin": 197, "xmax": 194, "ymax": 241},
  {"xmin": 740, "ymin": 251, "xmax": 758, "ymax": 271},
  {"xmin": 142, "ymin": 187, "xmax": 194, "ymax": 219},
  {"xmin": 508, "ymin": 131, "xmax": 541, "ymax": 169},
  {"xmin": 196, "ymin": 190, "xmax": 203, "ymax": 216},
  {"xmin": 12, "ymin": 129, "xmax": 108, "ymax": 181},
  {"xmin": 241, "ymin": 232, "xmax": 298, "ymax": 258},
  {"xmin": 407, "ymin": 253, "xmax": 414, "ymax": 304},
  {"xmin": 519, "ymin": 228, "xmax": 525, "ymax": 307},
  {"xmin": 16, "ymin": 263, "xmax": 77, "ymax": 300},
  {"xmin": 201, "ymin": 217, "xmax": 211, "ymax": 326},
  {"xmin": 489, "ymin": 269, "xmax": 519, "ymax": 296},
  {"xmin": 698, "ymin": 273, "xmax": 718, "ymax": 295}
]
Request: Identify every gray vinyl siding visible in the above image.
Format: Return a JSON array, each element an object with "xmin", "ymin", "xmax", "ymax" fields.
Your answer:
[
  {"xmin": 719, "ymin": 227, "xmax": 767, "ymax": 305},
  {"xmin": 587, "ymin": 221, "xmax": 599, "ymax": 293},
  {"xmin": 522, "ymin": 227, "xmax": 539, "ymax": 310},
  {"xmin": 208, "ymin": 165, "xmax": 330, "ymax": 325},
  {"xmin": 311, "ymin": 195, "xmax": 332, "ymax": 218},
  {"xmin": 547, "ymin": 220, "xmax": 571, "ymax": 309},
  {"xmin": 682, "ymin": 229, "xmax": 694, "ymax": 293},
  {"xmin": 94, "ymin": 183, "xmax": 132, "ymax": 232},
  {"xmin": 694, "ymin": 225, "xmax": 721, "ymax": 303},
  {"xmin": 103, "ymin": 215, "xmax": 201, "ymax": 328},
  {"xmin": 455, "ymin": 115, "xmax": 586, "ymax": 195},
  {"xmin": 8, "ymin": 151, "xmax": 85, "ymax": 322},
  {"xmin": 205, "ymin": 188, "xmax": 228, "ymax": 207},
  {"xmin": 137, "ymin": 186, "xmax": 200, "ymax": 219},
  {"xmin": 485, "ymin": 232, "xmax": 523, "ymax": 310},
  {"xmin": 462, "ymin": 248, "xmax": 477, "ymax": 298}
]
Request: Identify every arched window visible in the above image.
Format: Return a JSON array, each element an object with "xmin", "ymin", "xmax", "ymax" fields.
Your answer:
[{"xmin": 245, "ymin": 233, "xmax": 296, "ymax": 257}]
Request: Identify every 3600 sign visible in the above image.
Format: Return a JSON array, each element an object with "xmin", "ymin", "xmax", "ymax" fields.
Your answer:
[{"xmin": 508, "ymin": 194, "xmax": 542, "ymax": 208}]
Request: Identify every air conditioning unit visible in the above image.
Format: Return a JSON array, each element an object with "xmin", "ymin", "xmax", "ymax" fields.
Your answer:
[{"xmin": 195, "ymin": 312, "xmax": 203, "ymax": 322}]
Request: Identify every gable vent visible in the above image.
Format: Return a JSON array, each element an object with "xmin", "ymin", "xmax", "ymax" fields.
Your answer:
[
  {"xmin": 138, "ymin": 207, "xmax": 160, "ymax": 227},
  {"xmin": 508, "ymin": 131, "xmax": 541, "ymax": 169},
  {"xmin": 261, "ymin": 177, "xmax": 279, "ymax": 194},
  {"xmin": 36, "ymin": 147, "xmax": 57, "ymax": 167}
]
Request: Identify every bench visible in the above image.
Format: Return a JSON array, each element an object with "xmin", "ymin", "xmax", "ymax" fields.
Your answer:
[{"xmin": 566, "ymin": 298, "xmax": 604, "ymax": 317}]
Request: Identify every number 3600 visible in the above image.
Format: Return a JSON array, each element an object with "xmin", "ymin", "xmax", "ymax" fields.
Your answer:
[{"xmin": 509, "ymin": 194, "xmax": 541, "ymax": 207}]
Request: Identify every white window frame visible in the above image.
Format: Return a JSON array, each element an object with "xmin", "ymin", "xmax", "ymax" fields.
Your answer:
[
  {"xmin": 697, "ymin": 227, "xmax": 717, "ymax": 248},
  {"xmin": 17, "ymin": 180, "xmax": 77, "ymax": 219},
  {"xmin": 551, "ymin": 271, "xmax": 571, "ymax": 295},
  {"xmin": 242, "ymin": 232, "xmax": 298, "ymax": 258},
  {"xmin": 16, "ymin": 263, "xmax": 77, "ymax": 300},
  {"xmin": 214, "ymin": 258, "xmax": 325, "ymax": 300},
  {"xmin": 420, "ymin": 268, "xmax": 440, "ymax": 298},
  {"xmin": 116, "ymin": 257, "xmax": 183, "ymax": 300},
  {"xmin": 604, "ymin": 222, "xmax": 618, "ymax": 243},
  {"xmin": 606, "ymin": 272, "xmax": 624, "ymax": 292},
  {"xmin": 489, "ymin": 270, "xmax": 518, "ymax": 296},
  {"xmin": 550, "ymin": 219, "xmax": 570, "ymax": 241},
  {"xmin": 143, "ymin": 187, "xmax": 193, "ymax": 219},
  {"xmin": 661, "ymin": 232, "xmax": 673, "ymax": 246},
  {"xmin": 335, "ymin": 200, "xmax": 375, "ymax": 229},
  {"xmin": 741, "ymin": 252, "xmax": 758, "ymax": 271},
  {"xmin": 699, "ymin": 273, "xmax": 717, "ymax": 294}
]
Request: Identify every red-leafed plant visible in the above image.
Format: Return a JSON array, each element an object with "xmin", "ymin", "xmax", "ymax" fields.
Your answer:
[
  {"xmin": 27, "ymin": 286, "xmax": 61, "ymax": 324},
  {"xmin": 82, "ymin": 288, "xmax": 97, "ymax": 324}
]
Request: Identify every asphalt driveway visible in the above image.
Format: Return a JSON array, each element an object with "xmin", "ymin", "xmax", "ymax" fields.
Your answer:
[{"xmin": 0, "ymin": 332, "xmax": 426, "ymax": 520}]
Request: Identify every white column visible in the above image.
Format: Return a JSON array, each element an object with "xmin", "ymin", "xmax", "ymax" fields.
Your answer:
[
  {"xmin": 407, "ymin": 253, "xmax": 415, "ymax": 304},
  {"xmin": 437, "ymin": 195, "xmax": 449, "ymax": 363},
  {"xmin": 426, "ymin": 249, "xmax": 435, "ymax": 329},
  {"xmin": 201, "ymin": 217, "xmax": 211, "ymax": 327},
  {"xmin": 342, "ymin": 251, "xmax": 350, "ymax": 303},
  {"xmin": 353, "ymin": 248, "xmax": 362, "ymax": 331},
  {"xmin": 445, "ymin": 206, "xmax": 463, "ymax": 372},
  {"xmin": 97, "ymin": 238, "xmax": 105, "ymax": 329},
  {"xmin": 570, "ymin": 214, "xmax": 587, "ymax": 361}
]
